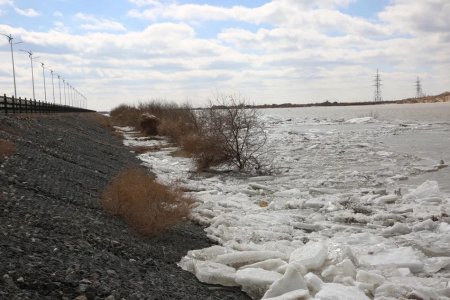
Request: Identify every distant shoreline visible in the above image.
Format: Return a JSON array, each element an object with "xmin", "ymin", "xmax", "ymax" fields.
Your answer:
[{"xmin": 248, "ymin": 91, "xmax": 450, "ymax": 109}]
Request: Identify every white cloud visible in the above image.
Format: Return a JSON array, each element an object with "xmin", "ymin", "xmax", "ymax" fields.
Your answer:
[
  {"xmin": 53, "ymin": 11, "xmax": 63, "ymax": 18},
  {"xmin": 1, "ymin": 1, "xmax": 449, "ymax": 110},
  {"xmin": 379, "ymin": 0, "xmax": 450, "ymax": 35},
  {"xmin": 0, "ymin": 0, "xmax": 40, "ymax": 17},
  {"xmin": 75, "ymin": 13, "xmax": 126, "ymax": 32},
  {"xmin": 13, "ymin": 6, "xmax": 39, "ymax": 17},
  {"xmin": 128, "ymin": 0, "xmax": 160, "ymax": 7}
]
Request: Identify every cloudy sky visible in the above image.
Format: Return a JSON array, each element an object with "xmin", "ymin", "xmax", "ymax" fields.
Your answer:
[{"xmin": 0, "ymin": 0, "xmax": 449, "ymax": 110}]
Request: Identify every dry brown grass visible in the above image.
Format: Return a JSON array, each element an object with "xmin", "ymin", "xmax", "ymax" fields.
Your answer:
[
  {"xmin": 101, "ymin": 167, "xmax": 193, "ymax": 236},
  {"xmin": 110, "ymin": 101, "xmax": 197, "ymax": 143},
  {"xmin": 85, "ymin": 113, "xmax": 112, "ymax": 129},
  {"xmin": 0, "ymin": 139, "xmax": 16, "ymax": 161}
]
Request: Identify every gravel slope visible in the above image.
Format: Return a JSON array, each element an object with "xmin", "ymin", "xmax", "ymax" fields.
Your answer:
[{"xmin": 0, "ymin": 113, "xmax": 249, "ymax": 300}]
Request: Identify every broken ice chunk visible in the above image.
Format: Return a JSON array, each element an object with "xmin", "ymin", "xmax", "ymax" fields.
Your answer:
[
  {"xmin": 315, "ymin": 283, "xmax": 370, "ymax": 299},
  {"xmin": 382, "ymin": 222, "xmax": 411, "ymax": 237},
  {"xmin": 193, "ymin": 261, "xmax": 238, "ymax": 286},
  {"xmin": 356, "ymin": 270, "xmax": 385, "ymax": 287},
  {"xmin": 235, "ymin": 268, "xmax": 282, "ymax": 299},
  {"xmin": 304, "ymin": 272, "xmax": 323, "ymax": 293},
  {"xmin": 289, "ymin": 241, "xmax": 328, "ymax": 271},
  {"xmin": 412, "ymin": 219, "xmax": 437, "ymax": 232},
  {"xmin": 403, "ymin": 180, "xmax": 441, "ymax": 202},
  {"xmin": 262, "ymin": 264, "xmax": 307, "ymax": 299},
  {"xmin": 216, "ymin": 251, "xmax": 288, "ymax": 268},
  {"xmin": 262, "ymin": 289, "xmax": 309, "ymax": 300},
  {"xmin": 358, "ymin": 247, "xmax": 424, "ymax": 273},
  {"xmin": 239, "ymin": 258, "xmax": 287, "ymax": 273}
]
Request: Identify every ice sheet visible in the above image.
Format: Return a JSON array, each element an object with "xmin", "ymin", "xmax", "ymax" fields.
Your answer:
[{"xmin": 118, "ymin": 113, "xmax": 450, "ymax": 299}]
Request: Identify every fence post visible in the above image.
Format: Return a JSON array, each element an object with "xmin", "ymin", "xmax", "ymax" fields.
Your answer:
[
  {"xmin": 24, "ymin": 98, "xmax": 27, "ymax": 114},
  {"xmin": 18, "ymin": 97, "xmax": 22, "ymax": 113},
  {"xmin": 3, "ymin": 94, "xmax": 7, "ymax": 114},
  {"xmin": 34, "ymin": 99, "xmax": 37, "ymax": 113},
  {"xmin": 11, "ymin": 96, "xmax": 15, "ymax": 114}
]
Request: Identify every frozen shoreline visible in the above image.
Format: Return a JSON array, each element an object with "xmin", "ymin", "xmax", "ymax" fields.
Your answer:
[{"xmin": 120, "ymin": 113, "xmax": 450, "ymax": 299}]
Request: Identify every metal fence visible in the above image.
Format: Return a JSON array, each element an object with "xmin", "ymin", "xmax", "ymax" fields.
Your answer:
[{"xmin": 1, "ymin": 94, "xmax": 94, "ymax": 114}]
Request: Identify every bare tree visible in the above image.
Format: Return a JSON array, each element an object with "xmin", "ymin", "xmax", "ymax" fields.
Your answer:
[{"xmin": 195, "ymin": 94, "xmax": 267, "ymax": 172}]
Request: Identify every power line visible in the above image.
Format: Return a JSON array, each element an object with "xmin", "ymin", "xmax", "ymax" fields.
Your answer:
[
  {"xmin": 373, "ymin": 69, "xmax": 382, "ymax": 102},
  {"xmin": 415, "ymin": 76, "xmax": 424, "ymax": 98}
]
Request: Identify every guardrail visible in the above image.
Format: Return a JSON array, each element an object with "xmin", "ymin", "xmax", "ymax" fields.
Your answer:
[{"xmin": 1, "ymin": 94, "xmax": 93, "ymax": 114}]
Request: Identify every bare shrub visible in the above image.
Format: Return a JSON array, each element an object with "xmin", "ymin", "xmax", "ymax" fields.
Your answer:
[
  {"xmin": 110, "ymin": 104, "xmax": 141, "ymax": 128},
  {"xmin": 110, "ymin": 101, "xmax": 196, "ymax": 143},
  {"xmin": 0, "ymin": 139, "xmax": 16, "ymax": 161},
  {"xmin": 192, "ymin": 94, "xmax": 267, "ymax": 172},
  {"xmin": 101, "ymin": 168, "xmax": 193, "ymax": 236}
]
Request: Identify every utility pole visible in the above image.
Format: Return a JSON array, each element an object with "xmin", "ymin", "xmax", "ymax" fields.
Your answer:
[
  {"xmin": 20, "ymin": 50, "xmax": 37, "ymax": 100},
  {"xmin": 63, "ymin": 79, "xmax": 66, "ymax": 105},
  {"xmin": 1, "ymin": 33, "xmax": 21, "ymax": 97},
  {"xmin": 50, "ymin": 70, "xmax": 55, "ymax": 103},
  {"xmin": 41, "ymin": 63, "xmax": 47, "ymax": 102},
  {"xmin": 415, "ymin": 77, "xmax": 424, "ymax": 98},
  {"xmin": 373, "ymin": 69, "xmax": 382, "ymax": 102},
  {"xmin": 58, "ymin": 75, "xmax": 62, "ymax": 104}
]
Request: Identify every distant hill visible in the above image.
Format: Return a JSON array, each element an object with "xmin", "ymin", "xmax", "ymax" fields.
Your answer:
[{"xmin": 397, "ymin": 92, "xmax": 450, "ymax": 104}]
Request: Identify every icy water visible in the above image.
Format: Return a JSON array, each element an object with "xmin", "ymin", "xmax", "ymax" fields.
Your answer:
[
  {"xmin": 263, "ymin": 102, "xmax": 450, "ymax": 193},
  {"xmin": 118, "ymin": 102, "xmax": 450, "ymax": 299}
]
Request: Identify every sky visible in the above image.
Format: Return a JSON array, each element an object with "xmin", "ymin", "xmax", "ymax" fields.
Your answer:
[{"xmin": 0, "ymin": 0, "xmax": 449, "ymax": 111}]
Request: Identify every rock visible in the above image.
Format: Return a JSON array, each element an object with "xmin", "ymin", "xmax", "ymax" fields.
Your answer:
[
  {"xmin": 140, "ymin": 113, "xmax": 160, "ymax": 135},
  {"xmin": 74, "ymin": 296, "xmax": 88, "ymax": 300}
]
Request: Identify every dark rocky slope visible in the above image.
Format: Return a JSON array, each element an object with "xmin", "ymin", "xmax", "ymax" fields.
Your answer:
[{"xmin": 0, "ymin": 113, "xmax": 249, "ymax": 300}]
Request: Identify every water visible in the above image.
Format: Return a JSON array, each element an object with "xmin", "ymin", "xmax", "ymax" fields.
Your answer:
[{"xmin": 262, "ymin": 102, "xmax": 450, "ymax": 192}]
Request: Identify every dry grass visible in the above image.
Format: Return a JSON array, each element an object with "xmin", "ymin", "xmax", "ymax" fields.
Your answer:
[
  {"xmin": 0, "ymin": 139, "xmax": 16, "ymax": 161},
  {"xmin": 110, "ymin": 101, "xmax": 197, "ymax": 143},
  {"xmin": 101, "ymin": 167, "xmax": 193, "ymax": 236},
  {"xmin": 85, "ymin": 113, "xmax": 112, "ymax": 129}
]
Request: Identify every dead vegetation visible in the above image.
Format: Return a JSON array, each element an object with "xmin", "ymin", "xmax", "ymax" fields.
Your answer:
[
  {"xmin": 110, "ymin": 94, "xmax": 268, "ymax": 173},
  {"xmin": 0, "ymin": 139, "xmax": 16, "ymax": 161},
  {"xmin": 101, "ymin": 167, "xmax": 193, "ymax": 236}
]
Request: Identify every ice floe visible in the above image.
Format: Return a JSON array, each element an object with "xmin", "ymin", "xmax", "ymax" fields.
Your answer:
[{"xmin": 118, "ymin": 110, "xmax": 450, "ymax": 299}]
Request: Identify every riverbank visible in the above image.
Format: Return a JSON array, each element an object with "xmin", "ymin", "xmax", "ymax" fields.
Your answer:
[{"xmin": 0, "ymin": 113, "xmax": 249, "ymax": 299}]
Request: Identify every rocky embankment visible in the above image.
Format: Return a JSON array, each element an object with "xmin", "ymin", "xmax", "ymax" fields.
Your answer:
[{"xmin": 0, "ymin": 113, "xmax": 249, "ymax": 300}]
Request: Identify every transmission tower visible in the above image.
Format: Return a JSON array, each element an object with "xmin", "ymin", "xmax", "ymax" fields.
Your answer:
[
  {"xmin": 373, "ymin": 69, "xmax": 382, "ymax": 102},
  {"xmin": 415, "ymin": 76, "xmax": 424, "ymax": 98}
]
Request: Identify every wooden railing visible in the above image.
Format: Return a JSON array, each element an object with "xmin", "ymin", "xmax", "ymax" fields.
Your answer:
[{"xmin": 1, "ymin": 94, "xmax": 94, "ymax": 114}]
